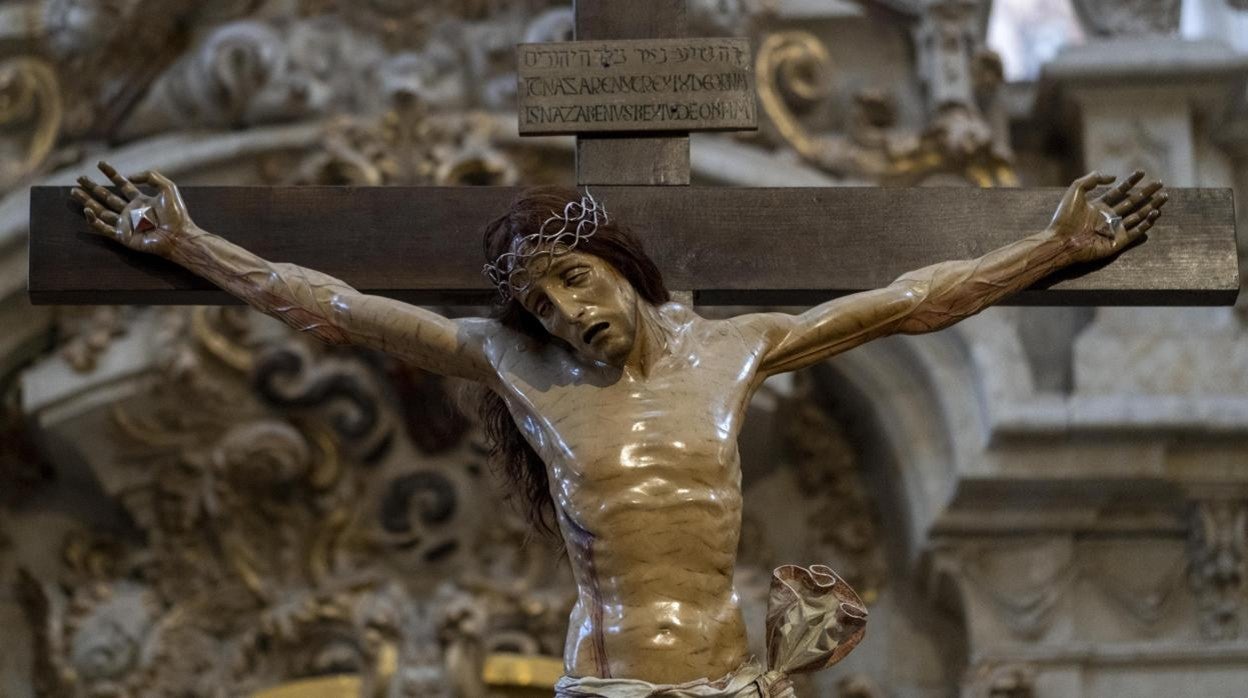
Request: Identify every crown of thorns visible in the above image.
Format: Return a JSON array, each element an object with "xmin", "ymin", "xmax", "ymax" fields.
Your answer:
[{"xmin": 482, "ymin": 189, "xmax": 609, "ymax": 302}]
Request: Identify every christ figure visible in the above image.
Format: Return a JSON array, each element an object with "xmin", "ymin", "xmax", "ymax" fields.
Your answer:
[{"xmin": 71, "ymin": 163, "xmax": 1165, "ymax": 696}]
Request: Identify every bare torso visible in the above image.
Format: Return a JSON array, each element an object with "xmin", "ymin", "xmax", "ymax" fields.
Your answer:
[{"xmin": 492, "ymin": 303, "xmax": 761, "ymax": 683}]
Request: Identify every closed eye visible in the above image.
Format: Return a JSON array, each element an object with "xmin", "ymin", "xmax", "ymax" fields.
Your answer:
[{"xmin": 532, "ymin": 296, "xmax": 552, "ymax": 317}]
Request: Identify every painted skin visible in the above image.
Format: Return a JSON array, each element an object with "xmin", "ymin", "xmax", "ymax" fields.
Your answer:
[{"xmin": 73, "ymin": 163, "xmax": 1166, "ymax": 684}]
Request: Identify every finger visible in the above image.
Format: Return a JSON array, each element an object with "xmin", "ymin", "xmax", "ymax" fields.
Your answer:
[
  {"xmin": 1076, "ymin": 171, "xmax": 1115, "ymax": 192},
  {"xmin": 1122, "ymin": 193, "xmax": 1167, "ymax": 229},
  {"xmin": 1114, "ymin": 180, "xmax": 1163, "ymax": 215},
  {"xmin": 71, "ymin": 187, "xmax": 109, "ymax": 218},
  {"xmin": 1137, "ymin": 210, "xmax": 1160, "ymax": 235},
  {"xmin": 1123, "ymin": 209, "xmax": 1161, "ymax": 244},
  {"xmin": 1100, "ymin": 169, "xmax": 1144, "ymax": 205},
  {"xmin": 77, "ymin": 175, "xmax": 128, "ymax": 212},
  {"xmin": 83, "ymin": 201, "xmax": 119, "ymax": 225},
  {"xmin": 84, "ymin": 209, "xmax": 117, "ymax": 237},
  {"xmin": 98, "ymin": 161, "xmax": 142, "ymax": 200},
  {"xmin": 131, "ymin": 170, "xmax": 176, "ymax": 194}
]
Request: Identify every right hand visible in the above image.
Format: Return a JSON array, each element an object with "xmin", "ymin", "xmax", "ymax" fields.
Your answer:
[
  {"xmin": 70, "ymin": 161, "xmax": 195, "ymax": 257},
  {"xmin": 1046, "ymin": 169, "xmax": 1166, "ymax": 264}
]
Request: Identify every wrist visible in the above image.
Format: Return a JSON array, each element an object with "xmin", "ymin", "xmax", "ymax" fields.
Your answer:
[
  {"xmin": 165, "ymin": 224, "xmax": 207, "ymax": 260},
  {"xmin": 1041, "ymin": 225, "xmax": 1089, "ymax": 264}
]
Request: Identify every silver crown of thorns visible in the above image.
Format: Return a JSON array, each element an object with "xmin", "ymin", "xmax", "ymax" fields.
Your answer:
[{"xmin": 483, "ymin": 189, "xmax": 609, "ymax": 302}]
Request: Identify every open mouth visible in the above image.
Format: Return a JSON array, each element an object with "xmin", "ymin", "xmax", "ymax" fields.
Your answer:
[{"xmin": 582, "ymin": 322, "xmax": 609, "ymax": 345}]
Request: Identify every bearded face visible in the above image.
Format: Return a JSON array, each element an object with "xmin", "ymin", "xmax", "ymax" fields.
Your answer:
[{"xmin": 517, "ymin": 250, "xmax": 641, "ymax": 367}]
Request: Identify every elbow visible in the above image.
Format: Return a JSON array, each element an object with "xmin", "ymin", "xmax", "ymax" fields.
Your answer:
[
  {"xmin": 890, "ymin": 278, "xmax": 939, "ymax": 335},
  {"xmin": 892, "ymin": 274, "xmax": 930, "ymax": 300},
  {"xmin": 304, "ymin": 292, "xmax": 355, "ymax": 345},
  {"xmin": 892, "ymin": 277, "xmax": 930, "ymax": 313}
]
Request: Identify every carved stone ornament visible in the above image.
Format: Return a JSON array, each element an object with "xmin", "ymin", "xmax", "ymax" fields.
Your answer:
[
  {"xmin": 1071, "ymin": 0, "xmax": 1182, "ymax": 36},
  {"xmin": 0, "ymin": 1, "xmax": 583, "ymax": 187},
  {"xmin": 776, "ymin": 378, "xmax": 886, "ymax": 603},
  {"xmin": 957, "ymin": 539, "xmax": 1078, "ymax": 641},
  {"xmin": 56, "ymin": 306, "xmax": 130, "ymax": 373},
  {"xmin": 968, "ymin": 663, "xmax": 1037, "ymax": 698},
  {"xmin": 0, "ymin": 57, "xmax": 62, "ymax": 190},
  {"xmin": 1186, "ymin": 499, "xmax": 1248, "ymax": 640},
  {"xmin": 16, "ymin": 306, "xmax": 577, "ymax": 696},
  {"xmin": 754, "ymin": 3, "xmax": 1016, "ymax": 187},
  {"xmin": 1080, "ymin": 541, "xmax": 1187, "ymax": 631}
]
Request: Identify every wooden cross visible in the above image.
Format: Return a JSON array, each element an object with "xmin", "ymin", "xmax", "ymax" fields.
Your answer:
[{"xmin": 27, "ymin": 0, "xmax": 1241, "ymax": 307}]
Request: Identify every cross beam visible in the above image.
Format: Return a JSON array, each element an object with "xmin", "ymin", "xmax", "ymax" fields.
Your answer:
[
  {"xmin": 24, "ymin": 0, "xmax": 1243, "ymax": 309},
  {"xmin": 28, "ymin": 185, "xmax": 1240, "ymax": 306}
]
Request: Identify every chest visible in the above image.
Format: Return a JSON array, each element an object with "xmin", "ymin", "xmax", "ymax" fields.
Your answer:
[{"xmin": 500, "ymin": 339, "xmax": 761, "ymax": 468}]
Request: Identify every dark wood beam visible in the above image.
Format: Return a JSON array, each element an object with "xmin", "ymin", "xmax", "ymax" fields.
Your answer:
[
  {"xmin": 574, "ymin": 0, "xmax": 690, "ymax": 185},
  {"xmin": 28, "ymin": 185, "xmax": 1240, "ymax": 306}
]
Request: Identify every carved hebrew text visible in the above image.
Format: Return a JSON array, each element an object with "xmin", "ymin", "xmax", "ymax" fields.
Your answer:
[{"xmin": 516, "ymin": 38, "xmax": 757, "ymax": 135}]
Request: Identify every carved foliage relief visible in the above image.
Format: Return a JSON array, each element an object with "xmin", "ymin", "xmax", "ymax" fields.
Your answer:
[
  {"xmin": 9, "ymin": 306, "xmax": 578, "ymax": 696},
  {"xmin": 2, "ymin": 304, "xmax": 900, "ymax": 696},
  {"xmin": 1187, "ymin": 499, "xmax": 1248, "ymax": 641}
]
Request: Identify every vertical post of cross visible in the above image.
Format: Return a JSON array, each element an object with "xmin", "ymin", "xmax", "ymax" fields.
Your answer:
[
  {"xmin": 573, "ymin": 0, "xmax": 691, "ymax": 187},
  {"xmin": 574, "ymin": 0, "xmax": 692, "ymax": 303}
]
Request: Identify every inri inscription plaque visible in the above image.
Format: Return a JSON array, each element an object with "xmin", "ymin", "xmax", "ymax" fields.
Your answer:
[{"xmin": 516, "ymin": 37, "xmax": 757, "ymax": 135}]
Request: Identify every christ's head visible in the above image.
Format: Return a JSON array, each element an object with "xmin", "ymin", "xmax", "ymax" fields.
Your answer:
[
  {"xmin": 479, "ymin": 187, "xmax": 670, "ymax": 533},
  {"xmin": 482, "ymin": 187, "xmax": 670, "ymax": 366}
]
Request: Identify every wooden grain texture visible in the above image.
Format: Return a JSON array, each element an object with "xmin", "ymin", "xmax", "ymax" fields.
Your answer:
[
  {"xmin": 28, "ymin": 186, "xmax": 1240, "ymax": 306},
  {"xmin": 574, "ymin": 0, "xmax": 690, "ymax": 185},
  {"xmin": 517, "ymin": 38, "xmax": 756, "ymax": 135},
  {"xmin": 576, "ymin": 135, "xmax": 690, "ymax": 186}
]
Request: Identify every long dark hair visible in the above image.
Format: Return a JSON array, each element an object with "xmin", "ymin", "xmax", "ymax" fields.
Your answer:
[{"xmin": 479, "ymin": 187, "xmax": 670, "ymax": 534}]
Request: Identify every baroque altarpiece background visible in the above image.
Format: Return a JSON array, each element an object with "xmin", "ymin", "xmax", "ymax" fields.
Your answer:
[{"xmin": 1, "ymin": 0, "xmax": 1246, "ymax": 696}]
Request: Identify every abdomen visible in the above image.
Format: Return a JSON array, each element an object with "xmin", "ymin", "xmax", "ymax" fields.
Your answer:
[{"xmin": 558, "ymin": 453, "xmax": 748, "ymax": 683}]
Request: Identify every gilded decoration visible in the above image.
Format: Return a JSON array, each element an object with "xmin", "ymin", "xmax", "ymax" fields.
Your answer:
[
  {"xmin": 0, "ymin": 57, "xmax": 62, "ymax": 189},
  {"xmin": 754, "ymin": 0, "xmax": 1017, "ymax": 186}
]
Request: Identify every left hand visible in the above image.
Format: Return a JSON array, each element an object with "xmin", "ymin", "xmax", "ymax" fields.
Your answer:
[
  {"xmin": 70, "ymin": 161, "xmax": 196, "ymax": 258},
  {"xmin": 1048, "ymin": 170, "xmax": 1167, "ymax": 263}
]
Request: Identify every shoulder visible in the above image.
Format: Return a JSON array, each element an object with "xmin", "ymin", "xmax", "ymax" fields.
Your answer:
[
  {"xmin": 662, "ymin": 302, "xmax": 780, "ymax": 356},
  {"xmin": 461, "ymin": 316, "xmax": 575, "ymax": 377},
  {"xmin": 457, "ymin": 317, "xmax": 525, "ymax": 359},
  {"xmin": 658, "ymin": 301, "xmax": 717, "ymax": 343},
  {"xmin": 723, "ymin": 310, "xmax": 799, "ymax": 350}
]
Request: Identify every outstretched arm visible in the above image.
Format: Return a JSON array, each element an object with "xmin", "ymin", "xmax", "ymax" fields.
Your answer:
[
  {"xmin": 71, "ymin": 162, "xmax": 498, "ymax": 383},
  {"xmin": 738, "ymin": 171, "xmax": 1167, "ymax": 377}
]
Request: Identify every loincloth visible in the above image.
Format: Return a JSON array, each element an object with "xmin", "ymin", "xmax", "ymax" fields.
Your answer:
[{"xmin": 554, "ymin": 564, "xmax": 868, "ymax": 697}]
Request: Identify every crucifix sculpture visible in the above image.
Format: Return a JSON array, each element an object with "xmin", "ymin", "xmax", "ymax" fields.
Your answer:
[{"xmin": 30, "ymin": 1, "xmax": 1239, "ymax": 696}]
